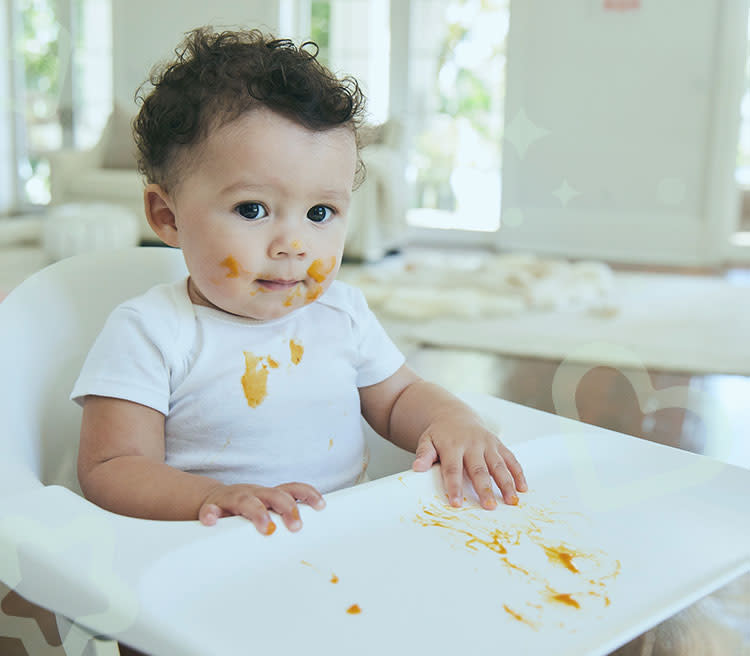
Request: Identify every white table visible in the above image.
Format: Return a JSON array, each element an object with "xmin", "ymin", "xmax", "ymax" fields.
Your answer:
[{"xmin": 1, "ymin": 395, "xmax": 748, "ymax": 655}]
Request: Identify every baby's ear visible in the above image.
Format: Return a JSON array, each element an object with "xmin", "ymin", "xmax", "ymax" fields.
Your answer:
[{"xmin": 144, "ymin": 184, "xmax": 179, "ymax": 247}]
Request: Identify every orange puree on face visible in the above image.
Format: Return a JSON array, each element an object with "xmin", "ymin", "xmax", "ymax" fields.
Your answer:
[
  {"xmin": 290, "ymin": 339, "xmax": 304, "ymax": 364},
  {"xmin": 307, "ymin": 256, "xmax": 336, "ymax": 283},
  {"xmin": 241, "ymin": 351, "xmax": 270, "ymax": 407},
  {"xmin": 346, "ymin": 604, "xmax": 361, "ymax": 614},
  {"xmin": 221, "ymin": 255, "xmax": 241, "ymax": 278}
]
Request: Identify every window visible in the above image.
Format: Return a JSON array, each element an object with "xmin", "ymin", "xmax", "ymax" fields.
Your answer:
[
  {"xmin": 10, "ymin": 0, "xmax": 112, "ymax": 207},
  {"xmin": 295, "ymin": 0, "xmax": 510, "ymax": 238}
]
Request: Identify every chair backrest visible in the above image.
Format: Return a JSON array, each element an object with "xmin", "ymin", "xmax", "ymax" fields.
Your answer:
[{"xmin": 0, "ymin": 247, "xmax": 187, "ymax": 497}]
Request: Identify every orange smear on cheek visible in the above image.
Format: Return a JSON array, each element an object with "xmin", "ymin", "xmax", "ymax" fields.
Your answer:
[
  {"xmin": 221, "ymin": 255, "xmax": 242, "ymax": 278},
  {"xmin": 306, "ymin": 256, "xmax": 336, "ymax": 283}
]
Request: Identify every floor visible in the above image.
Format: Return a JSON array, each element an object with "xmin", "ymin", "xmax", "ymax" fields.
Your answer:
[{"xmin": 1, "ymin": 243, "xmax": 748, "ymax": 655}]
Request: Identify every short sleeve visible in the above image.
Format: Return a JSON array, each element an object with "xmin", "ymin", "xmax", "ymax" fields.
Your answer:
[
  {"xmin": 70, "ymin": 299, "xmax": 176, "ymax": 415},
  {"xmin": 348, "ymin": 287, "xmax": 405, "ymax": 388}
]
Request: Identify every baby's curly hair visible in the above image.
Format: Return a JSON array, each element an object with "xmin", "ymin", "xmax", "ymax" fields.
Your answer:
[{"xmin": 133, "ymin": 27, "xmax": 366, "ymax": 191}]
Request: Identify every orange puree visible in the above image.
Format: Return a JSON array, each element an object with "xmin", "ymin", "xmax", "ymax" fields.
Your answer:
[
  {"xmin": 346, "ymin": 604, "xmax": 361, "ymax": 614},
  {"xmin": 330, "ymin": 574, "xmax": 339, "ymax": 584},
  {"xmin": 290, "ymin": 339, "xmax": 304, "ymax": 364},
  {"xmin": 241, "ymin": 351, "xmax": 269, "ymax": 407},
  {"xmin": 542, "ymin": 545, "xmax": 579, "ymax": 573},
  {"xmin": 307, "ymin": 256, "xmax": 336, "ymax": 283},
  {"xmin": 549, "ymin": 593, "xmax": 580, "ymax": 609},
  {"xmin": 221, "ymin": 255, "xmax": 241, "ymax": 278}
]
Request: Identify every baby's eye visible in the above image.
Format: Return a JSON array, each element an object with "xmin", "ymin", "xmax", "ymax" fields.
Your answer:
[
  {"xmin": 235, "ymin": 202, "xmax": 268, "ymax": 220},
  {"xmin": 307, "ymin": 205, "xmax": 334, "ymax": 223}
]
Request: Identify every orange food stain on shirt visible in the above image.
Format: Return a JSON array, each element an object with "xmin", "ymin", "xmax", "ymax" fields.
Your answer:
[
  {"xmin": 264, "ymin": 521, "xmax": 276, "ymax": 536},
  {"xmin": 221, "ymin": 255, "xmax": 241, "ymax": 278},
  {"xmin": 330, "ymin": 574, "xmax": 339, "ymax": 584},
  {"xmin": 549, "ymin": 593, "xmax": 580, "ymax": 609},
  {"xmin": 241, "ymin": 351, "xmax": 270, "ymax": 407},
  {"xmin": 307, "ymin": 256, "xmax": 336, "ymax": 283},
  {"xmin": 346, "ymin": 604, "xmax": 361, "ymax": 614},
  {"xmin": 290, "ymin": 339, "xmax": 304, "ymax": 364},
  {"xmin": 542, "ymin": 545, "xmax": 579, "ymax": 573}
]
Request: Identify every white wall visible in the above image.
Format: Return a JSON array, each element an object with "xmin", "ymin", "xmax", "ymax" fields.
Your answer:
[
  {"xmin": 111, "ymin": 0, "xmax": 281, "ymax": 111},
  {"xmin": 500, "ymin": 0, "xmax": 748, "ymax": 266}
]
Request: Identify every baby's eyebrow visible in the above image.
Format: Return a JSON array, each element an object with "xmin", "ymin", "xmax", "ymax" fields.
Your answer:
[{"xmin": 219, "ymin": 181, "xmax": 271, "ymax": 196}]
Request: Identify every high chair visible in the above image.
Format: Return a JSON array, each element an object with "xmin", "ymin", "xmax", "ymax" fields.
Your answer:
[{"xmin": 0, "ymin": 245, "xmax": 416, "ymax": 655}]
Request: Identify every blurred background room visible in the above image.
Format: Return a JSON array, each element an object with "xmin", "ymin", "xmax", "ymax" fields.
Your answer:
[{"xmin": 0, "ymin": 2, "xmax": 749, "ymax": 652}]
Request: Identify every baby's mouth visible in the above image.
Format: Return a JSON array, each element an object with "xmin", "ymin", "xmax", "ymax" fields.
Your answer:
[{"xmin": 256, "ymin": 278, "xmax": 301, "ymax": 291}]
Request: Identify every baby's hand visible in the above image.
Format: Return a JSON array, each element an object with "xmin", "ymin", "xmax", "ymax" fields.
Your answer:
[
  {"xmin": 198, "ymin": 482, "xmax": 326, "ymax": 534},
  {"xmin": 412, "ymin": 412, "xmax": 527, "ymax": 510}
]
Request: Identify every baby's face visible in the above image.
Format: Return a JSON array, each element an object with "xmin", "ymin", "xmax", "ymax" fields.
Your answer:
[{"xmin": 166, "ymin": 108, "xmax": 357, "ymax": 320}]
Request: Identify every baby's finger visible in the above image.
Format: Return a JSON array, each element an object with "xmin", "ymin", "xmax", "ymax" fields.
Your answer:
[
  {"xmin": 439, "ymin": 448, "xmax": 465, "ymax": 508},
  {"xmin": 229, "ymin": 494, "xmax": 276, "ymax": 535},
  {"xmin": 278, "ymin": 482, "xmax": 326, "ymax": 511},
  {"xmin": 499, "ymin": 444, "xmax": 528, "ymax": 492},
  {"xmin": 487, "ymin": 452, "xmax": 519, "ymax": 506},
  {"xmin": 198, "ymin": 503, "xmax": 225, "ymax": 526},
  {"xmin": 255, "ymin": 488, "xmax": 304, "ymax": 532},
  {"xmin": 463, "ymin": 451, "xmax": 497, "ymax": 510},
  {"xmin": 413, "ymin": 434, "xmax": 438, "ymax": 472}
]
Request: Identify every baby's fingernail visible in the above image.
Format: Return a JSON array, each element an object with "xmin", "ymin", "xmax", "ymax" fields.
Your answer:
[
  {"xmin": 264, "ymin": 521, "xmax": 277, "ymax": 536},
  {"xmin": 508, "ymin": 494, "xmax": 519, "ymax": 506},
  {"xmin": 314, "ymin": 497, "xmax": 326, "ymax": 510},
  {"xmin": 484, "ymin": 498, "xmax": 497, "ymax": 510},
  {"xmin": 291, "ymin": 506, "xmax": 300, "ymax": 520},
  {"xmin": 450, "ymin": 496, "xmax": 461, "ymax": 507}
]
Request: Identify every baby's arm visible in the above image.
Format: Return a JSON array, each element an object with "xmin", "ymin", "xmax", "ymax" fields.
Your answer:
[
  {"xmin": 78, "ymin": 395, "xmax": 324, "ymax": 534},
  {"xmin": 359, "ymin": 365, "xmax": 527, "ymax": 509}
]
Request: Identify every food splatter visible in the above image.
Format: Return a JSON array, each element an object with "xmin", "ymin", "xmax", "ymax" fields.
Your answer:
[
  {"xmin": 307, "ymin": 256, "xmax": 336, "ymax": 283},
  {"xmin": 284, "ymin": 286, "xmax": 302, "ymax": 307},
  {"xmin": 330, "ymin": 574, "xmax": 339, "ymax": 584},
  {"xmin": 290, "ymin": 339, "xmax": 304, "ymax": 365},
  {"xmin": 414, "ymin": 500, "xmax": 620, "ymax": 629},
  {"xmin": 241, "ymin": 351, "xmax": 276, "ymax": 407},
  {"xmin": 346, "ymin": 604, "xmax": 361, "ymax": 615},
  {"xmin": 264, "ymin": 521, "xmax": 276, "ymax": 536},
  {"xmin": 503, "ymin": 604, "xmax": 538, "ymax": 629},
  {"xmin": 328, "ymin": 438, "xmax": 334, "ymax": 450},
  {"xmin": 548, "ymin": 592, "xmax": 580, "ymax": 609},
  {"xmin": 221, "ymin": 255, "xmax": 242, "ymax": 278}
]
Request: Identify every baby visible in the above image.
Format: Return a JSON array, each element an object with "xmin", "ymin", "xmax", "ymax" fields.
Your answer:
[{"xmin": 72, "ymin": 27, "xmax": 526, "ymax": 535}]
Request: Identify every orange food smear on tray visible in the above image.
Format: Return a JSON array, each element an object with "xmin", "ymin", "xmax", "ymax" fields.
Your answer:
[
  {"xmin": 330, "ymin": 574, "xmax": 339, "ymax": 584},
  {"xmin": 346, "ymin": 604, "xmax": 361, "ymax": 614}
]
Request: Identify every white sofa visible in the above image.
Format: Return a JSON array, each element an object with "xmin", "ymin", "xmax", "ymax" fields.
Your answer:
[{"xmin": 48, "ymin": 109, "xmax": 407, "ymax": 259}]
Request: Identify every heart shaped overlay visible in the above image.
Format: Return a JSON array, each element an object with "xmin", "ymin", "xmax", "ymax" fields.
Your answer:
[{"xmin": 551, "ymin": 341, "xmax": 729, "ymax": 513}]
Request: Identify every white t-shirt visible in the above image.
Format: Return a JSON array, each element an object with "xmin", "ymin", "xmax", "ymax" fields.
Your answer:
[{"xmin": 71, "ymin": 279, "xmax": 405, "ymax": 493}]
